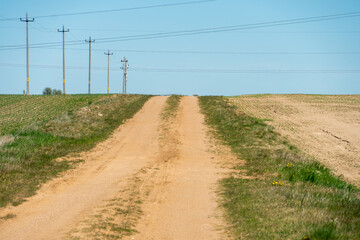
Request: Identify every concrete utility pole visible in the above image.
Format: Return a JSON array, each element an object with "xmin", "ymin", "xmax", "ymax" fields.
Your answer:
[
  {"xmin": 121, "ymin": 57, "xmax": 128, "ymax": 94},
  {"xmin": 20, "ymin": 13, "xmax": 34, "ymax": 95},
  {"xmin": 104, "ymin": 50, "xmax": 113, "ymax": 94},
  {"xmin": 85, "ymin": 37, "xmax": 95, "ymax": 94},
  {"xmin": 58, "ymin": 25, "xmax": 69, "ymax": 95}
]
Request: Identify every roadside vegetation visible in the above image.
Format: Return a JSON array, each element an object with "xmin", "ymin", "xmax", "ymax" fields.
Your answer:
[
  {"xmin": 199, "ymin": 96, "xmax": 360, "ymax": 240},
  {"xmin": 161, "ymin": 95, "xmax": 182, "ymax": 120},
  {"xmin": 0, "ymin": 94, "xmax": 151, "ymax": 208}
]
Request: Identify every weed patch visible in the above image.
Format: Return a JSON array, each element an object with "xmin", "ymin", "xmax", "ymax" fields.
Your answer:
[{"xmin": 161, "ymin": 95, "xmax": 182, "ymax": 120}]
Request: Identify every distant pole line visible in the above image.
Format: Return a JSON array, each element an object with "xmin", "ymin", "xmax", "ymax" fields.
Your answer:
[
  {"xmin": 20, "ymin": 13, "xmax": 35, "ymax": 95},
  {"xmin": 104, "ymin": 50, "xmax": 113, "ymax": 94},
  {"xmin": 58, "ymin": 25, "xmax": 69, "ymax": 95},
  {"xmin": 121, "ymin": 58, "xmax": 128, "ymax": 94},
  {"xmin": 85, "ymin": 37, "xmax": 95, "ymax": 94}
]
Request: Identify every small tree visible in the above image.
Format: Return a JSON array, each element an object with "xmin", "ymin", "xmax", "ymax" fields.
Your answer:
[
  {"xmin": 43, "ymin": 87, "xmax": 52, "ymax": 95},
  {"xmin": 43, "ymin": 88, "xmax": 62, "ymax": 95},
  {"xmin": 52, "ymin": 89, "xmax": 62, "ymax": 95}
]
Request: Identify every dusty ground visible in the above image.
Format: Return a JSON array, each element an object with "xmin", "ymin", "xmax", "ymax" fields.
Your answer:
[
  {"xmin": 230, "ymin": 95, "xmax": 360, "ymax": 185},
  {"xmin": 0, "ymin": 96, "xmax": 228, "ymax": 240}
]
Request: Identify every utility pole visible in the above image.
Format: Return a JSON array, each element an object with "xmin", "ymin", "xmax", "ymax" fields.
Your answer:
[
  {"xmin": 58, "ymin": 25, "xmax": 69, "ymax": 95},
  {"xmin": 104, "ymin": 50, "xmax": 113, "ymax": 94},
  {"xmin": 20, "ymin": 13, "xmax": 34, "ymax": 95},
  {"xmin": 121, "ymin": 57, "xmax": 128, "ymax": 94},
  {"xmin": 85, "ymin": 37, "xmax": 95, "ymax": 94}
]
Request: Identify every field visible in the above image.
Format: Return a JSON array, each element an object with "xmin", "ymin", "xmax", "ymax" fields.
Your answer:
[
  {"xmin": 0, "ymin": 94, "xmax": 359, "ymax": 240},
  {"xmin": 229, "ymin": 94, "xmax": 360, "ymax": 185},
  {"xmin": 0, "ymin": 94, "xmax": 150, "ymax": 207},
  {"xmin": 0, "ymin": 95, "xmax": 105, "ymax": 134}
]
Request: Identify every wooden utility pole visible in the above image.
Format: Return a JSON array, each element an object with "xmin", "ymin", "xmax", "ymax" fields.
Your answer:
[
  {"xmin": 20, "ymin": 13, "xmax": 34, "ymax": 95},
  {"xmin": 104, "ymin": 50, "xmax": 113, "ymax": 94},
  {"xmin": 58, "ymin": 25, "xmax": 69, "ymax": 95},
  {"xmin": 121, "ymin": 57, "xmax": 128, "ymax": 94},
  {"xmin": 85, "ymin": 37, "xmax": 95, "ymax": 94}
]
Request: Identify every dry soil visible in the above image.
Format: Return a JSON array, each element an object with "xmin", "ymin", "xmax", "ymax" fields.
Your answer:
[{"xmin": 231, "ymin": 95, "xmax": 360, "ymax": 185}]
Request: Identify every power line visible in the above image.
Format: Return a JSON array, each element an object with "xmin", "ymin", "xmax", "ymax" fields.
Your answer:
[
  {"xmin": 0, "ymin": 62, "xmax": 108, "ymax": 70},
  {"xmin": 20, "ymin": 14, "xmax": 35, "ymax": 95},
  {"xmin": 0, "ymin": 0, "xmax": 215, "ymax": 22},
  {"xmin": 85, "ymin": 37, "xmax": 95, "ymax": 94},
  {"xmin": 2, "ymin": 44, "xmax": 360, "ymax": 55},
  {"xmin": 58, "ymin": 25, "xmax": 69, "ymax": 94},
  {"xmin": 1, "ymin": 11, "xmax": 360, "ymax": 50},
  {"xmin": 104, "ymin": 50, "xmax": 113, "ymax": 94},
  {"xmin": 64, "ymin": 48, "xmax": 360, "ymax": 55},
  {"xmin": 74, "ymin": 11, "xmax": 360, "ymax": 44},
  {"xmin": 129, "ymin": 67, "xmax": 360, "ymax": 74},
  {"xmin": 2, "ymin": 62, "xmax": 360, "ymax": 74},
  {"xmin": 121, "ymin": 58, "xmax": 129, "ymax": 94}
]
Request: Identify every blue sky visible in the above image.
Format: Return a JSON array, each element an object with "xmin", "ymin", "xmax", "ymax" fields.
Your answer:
[{"xmin": 0, "ymin": 0, "xmax": 360, "ymax": 95}]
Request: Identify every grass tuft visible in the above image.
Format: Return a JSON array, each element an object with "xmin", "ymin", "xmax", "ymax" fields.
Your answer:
[{"xmin": 161, "ymin": 95, "xmax": 182, "ymax": 120}]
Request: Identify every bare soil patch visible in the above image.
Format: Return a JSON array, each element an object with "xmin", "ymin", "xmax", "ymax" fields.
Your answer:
[{"xmin": 230, "ymin": 95, "xmax": 360, "ymax": 185}]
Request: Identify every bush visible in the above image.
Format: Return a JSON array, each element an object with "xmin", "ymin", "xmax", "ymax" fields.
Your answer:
[
  {"xmin": 52, "ymin": 89, "xmax": 62, "ymax": 95},
  {"xmin": 43, "ymin": 88, "xmax": 62, "ymax": 95}
]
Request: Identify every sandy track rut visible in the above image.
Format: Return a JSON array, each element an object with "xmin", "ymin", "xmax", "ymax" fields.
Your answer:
[{"xmin": 0, "ymin": 96, "xmax": 226, "ymax": 240}]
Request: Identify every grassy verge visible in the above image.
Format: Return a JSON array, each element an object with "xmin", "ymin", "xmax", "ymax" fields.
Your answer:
[
  {"xmin": 161, "ymin": 95, "xmax": 182, "ymax": 120},
  {"xmin": 0, "ymin": 94, "xmax": 151, "ymax": 208},
  {"xmin": 199, "ymin": 96, "xmax": 360, "ymax": 240}
]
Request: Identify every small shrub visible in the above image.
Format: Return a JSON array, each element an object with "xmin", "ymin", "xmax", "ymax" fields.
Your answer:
[{"xmin": 42, "ymin": 88, "xmax": 62, "ymax": 95}]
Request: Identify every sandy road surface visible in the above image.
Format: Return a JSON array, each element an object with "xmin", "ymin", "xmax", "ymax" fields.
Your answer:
[
  {"xmin": 128, "ymin": 96, "xmax": 225, "ymax": 240},
  {"xmin": 0, "ymin": 96, "xmax": 227, "ymax": 239},
  {"xmin": 231, "ymin": 95, "xmax": 360, "ymax": 185}
]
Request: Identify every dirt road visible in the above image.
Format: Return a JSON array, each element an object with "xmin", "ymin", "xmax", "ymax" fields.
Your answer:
[
  {"xmin": 0, "ymin": 96, "xmax": 227, "ymax": 239},
  {"xmin": 128, "ymin": 96, "xmax": 224, "ymax": 240}
]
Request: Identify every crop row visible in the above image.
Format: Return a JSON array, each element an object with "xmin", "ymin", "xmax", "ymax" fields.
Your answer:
[{"xmin": 0, "ymin": 95, "xmax": 106, "ymax": 134}]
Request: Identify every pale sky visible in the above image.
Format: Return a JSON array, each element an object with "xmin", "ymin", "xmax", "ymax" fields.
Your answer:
[{"xmin": 0, "ymin": 0, "xmax": 360, "ymax": 95}]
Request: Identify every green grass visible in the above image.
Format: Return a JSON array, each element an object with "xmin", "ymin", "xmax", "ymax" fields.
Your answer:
[
  {"xmin": 199, "ymin": 96, "xmax": 360, "ymax": 240},
  {"xmin": 0, "ymin": 94, "xmax": 106, "ymax": 134},
  {"xmin": 0, "ymin": 94, "xmax": 151, "ymax": 207}
]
